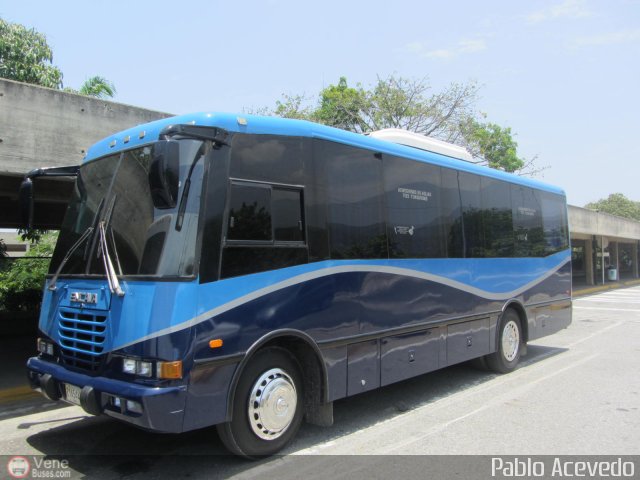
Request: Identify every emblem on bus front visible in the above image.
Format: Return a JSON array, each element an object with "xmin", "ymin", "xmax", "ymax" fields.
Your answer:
[{"xmin": 70, "ymin": 292, "xmax": 98, "ymax": 304}]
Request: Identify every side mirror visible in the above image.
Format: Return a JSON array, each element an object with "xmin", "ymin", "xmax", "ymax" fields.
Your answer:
[
  {"xmin": 149, "ymin": 140, "xmax": 180, "ymax": 209},
  {"xmin": 19, "ymin": 177, "xmax": 34, "ymax": 229}
]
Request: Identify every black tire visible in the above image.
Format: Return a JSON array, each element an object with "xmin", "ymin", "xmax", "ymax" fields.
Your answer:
[
  {"xmin": 485, "ymin": 309, "xmax": 523, "ymax": 374},
  {"xmin": 217, "ymin": 347, "xmax": 303, "ymax": 458}
]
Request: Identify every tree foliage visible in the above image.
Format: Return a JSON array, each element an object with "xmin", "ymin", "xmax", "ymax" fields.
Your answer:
[
  {"xmin": 0, "ymin": 17, "xmax": 63, "ymax": 88},
  {"xmin": 585, "ymin": 193, "xmax": 640, "ymax": 221},
  {"xmin": 1, "ymin": 17, "xmax": 116, "ymax": 98},
  {"xmin": 274, "ymin": 93, "xmax": 314, "ymax": 120},
  {"xmin": 261, "ymin": 75, "xmax": 542, "ymax": 175},
  {"xmin": 64, "ymin": 75, "xmax": 116, "ymax": 99},
  {"xmin": 0, "ymin": 232, "xmax": 57, "ymax": 312},
  {"xmin": 18, "ymin": 227, "xmax": 48, "ymax": 244},
  {"xmin": 462, "ymin": 119, "xmax": 524, "ymax": 172},
  {"xmin": 314, "ymin": 77, "xmax": 369, "ymax": 132}
]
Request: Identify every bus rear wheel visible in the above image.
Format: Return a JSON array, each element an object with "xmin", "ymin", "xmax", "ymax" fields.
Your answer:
[
  {"xmin": 486, "ymin": 309, "xmax": 523, "ymax": 374},
  {"xmin": 217, "ymin": 347, "xmax": 303, "ymax": 458}
]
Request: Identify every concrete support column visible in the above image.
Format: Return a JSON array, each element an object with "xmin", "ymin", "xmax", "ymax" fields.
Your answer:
[
  {"xmin": 584, "ymin": 239, "xmax": 594, "ymax": 285},
  {"xmin": 633, "ymin": 241, "xmax": 639, "ymax": 279}
]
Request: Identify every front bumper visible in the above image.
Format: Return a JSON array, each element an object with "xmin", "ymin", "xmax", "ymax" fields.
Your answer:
[{"xmin": 27, "ymin": 357, "xmax": 188, "ymax": 433}]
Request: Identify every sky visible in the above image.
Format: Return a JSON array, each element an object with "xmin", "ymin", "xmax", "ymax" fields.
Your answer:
[{"xmin": 2, "ymin": 0, "xmax": 639, "ymax": 207}]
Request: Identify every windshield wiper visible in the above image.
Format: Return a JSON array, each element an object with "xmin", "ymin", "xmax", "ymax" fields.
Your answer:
[
  {"xmin": 175, "ymin": 155, "xmax": 202, "ymax": 231},
  {"xmin": 48, "ymin": 227, "xmax": 94, "ymax": 291},
  {"xmin": 101, "ymin": 196, "xmax": 123, "ymax": 275},
  {"xmin": 98, "ymin": 220, "xmax": 125, "ymax": 297},
  {"xmin": 84, "ymin": 197, "xmax": 105, "ymax": 263},
  {"xmin": 98, "ymin": 221, "xmax": 124, "ymax": 296}
]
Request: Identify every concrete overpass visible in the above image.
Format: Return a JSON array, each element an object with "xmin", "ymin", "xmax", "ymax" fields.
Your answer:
[
  {"xmin": 1, "ymin": 78, "xmax": 639, "ymax": 286},
  {"xmin": 0, "ymin": 78, "xmax": 170, "ymax": 229},
  {"xmin": 569, "ymin": 205, "xmax": 640, "ymax": 285}
]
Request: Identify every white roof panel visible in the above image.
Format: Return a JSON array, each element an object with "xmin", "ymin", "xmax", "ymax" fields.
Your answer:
[{"xmin": 369, "ymin": 128, "xmax": 474, "ymax": 162}]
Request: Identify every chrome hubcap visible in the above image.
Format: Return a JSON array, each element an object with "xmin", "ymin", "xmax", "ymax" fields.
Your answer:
[
  {"xmin": 248, "ymin": 368, "xmax": 297, "ymax": 440},
  {"xmin": 502, "ymin": 320, "xmax": 520, "ymax": 362}
]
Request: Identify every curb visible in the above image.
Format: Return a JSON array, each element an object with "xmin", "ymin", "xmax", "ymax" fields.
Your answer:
[
  {"xmin": 573, "ymin": 279, "xmax": 640, "ymax": 297},
  {"xmin": 0, "ymin": 385, "xmax": 38, "ymax": 404}
]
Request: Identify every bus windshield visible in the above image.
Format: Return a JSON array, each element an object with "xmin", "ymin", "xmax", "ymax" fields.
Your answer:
[{"xmin": 49, "ymin": 139, "xmax": 205, "ymax": 279}]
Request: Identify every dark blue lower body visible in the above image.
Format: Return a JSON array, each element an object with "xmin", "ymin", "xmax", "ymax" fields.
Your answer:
[{"xmin": 27, "ymin": 257, "xmax": 572, "ymax": 434}]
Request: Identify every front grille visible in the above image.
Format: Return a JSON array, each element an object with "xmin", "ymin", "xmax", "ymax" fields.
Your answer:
[{"xmin": 58, "ymin": 309, "xmax": 108, "ymax": 372}]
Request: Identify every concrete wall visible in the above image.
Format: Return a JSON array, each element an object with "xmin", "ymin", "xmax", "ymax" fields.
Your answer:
[
  {"xmin": 0, "ymin": 78, "xmax": 171, "ymax": 175},
  {"xmin": 568, "ymin": 205, "xmax": 640, "ymax": 240},
  {"xmin": 0, "ymin": 79, "xmax": 172, "ymax": 228}
]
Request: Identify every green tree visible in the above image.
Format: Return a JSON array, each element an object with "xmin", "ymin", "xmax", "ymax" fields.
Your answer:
[
  {"xmin": 273, "ymin": 93, "xmax": 313, "ymax": 120},
  {"xmin": 0, "ymin": 17, "xmax": 63, "ymax": 88},
  {"xmin": 262, "ymin": 75, "xmax": 541, "ymax": 175},
  {"xmin": 64, "ymin": 75, "xmax": 116, "ymax": 99},
  {"xmin": 1, "ymin": 18, "xmax": 116, "ymax": 98},
  {"xmin": 314, "ymin": 77, "xmax": 369, "ymax": 132},
  {"xmin": 462, "ymin": 120, "xmax": 524, "ymax": 172},
  {"xmin": 18, "ymin": 227, "xmax": 48, "ymax": 244},
  {"xmin": 313, "ymin": 75, "xmax": 479, "ymax": 140},
  {"xmin": 265, "ymin": 75, "xmax": 478, "ymax": 137},
  {"xmin": 585, "ymin": 193, "xmax": 640, "ymax": 221},
  {"xmin": 0, "ymin": 232, "xmax": 57, "ymax": 311}
]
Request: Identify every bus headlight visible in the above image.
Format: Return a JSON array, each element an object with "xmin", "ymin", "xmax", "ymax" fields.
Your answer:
[
  {"xmin": 122, "ymin": 358, "xmax": 137, "ymax": 375},
  {"xmin": 137, "ymin": 361, "xmax": 153, "ymax": 377},
  {"xmin": 122, "ymin": 357, "xmax": 152, "ymax": 377}
]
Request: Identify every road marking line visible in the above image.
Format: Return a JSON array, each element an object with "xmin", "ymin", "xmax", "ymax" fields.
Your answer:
[
  {"xmin": 602, "ymin": 292, "xmax": 638, "ymax": 297},
  {"xmin": 563, "ymin": 321, "xmax": 623, "ymax": 348},
  {"xmin": 381, "ymin": 353, "xmax": 600, "ymax": 454},
  {"xmin": 576, "ymin": 299, "xmax": 640, "ymax": 303},
  {"xmin": 574, "ymin": 306, "xmax": 640, "ymax": 312}
]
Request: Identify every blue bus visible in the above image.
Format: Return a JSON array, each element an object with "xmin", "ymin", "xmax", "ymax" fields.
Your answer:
[{"xmin": 24, "ymin": 112, "xmax": 571, "ymax": 457}]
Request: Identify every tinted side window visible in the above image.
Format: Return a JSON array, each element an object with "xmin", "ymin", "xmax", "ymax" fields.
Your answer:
[
  {"xmin": 273, "ymin": 188, "xmax": 304, "ymax": 242},
  {"xmin": 441, "ymin": 168, "xmax": 463, "ymax": 257},
  {"xmin": 324, "ymin": 142, "xmax": 386, "ymax": 259},
  {"xmin": 541, "ymin": 192, "xmax": 569, "ymax": 254},
  {"xmin": 222, "ymin": 182, "xmax": 308, "ymax": 279},
  {"xmin": 384, "ymin": 156, "xmax": 444, "ymax": 258},
  {"xmin": 459, "ymin": 172, "xmax": 484, "ymax": 257},
  {"xmin": 227, "ymin": 184, "xmax": 272, "ymax": 241},
  {"xmin": 481, "ymin": 178, "xmax": 514, "ymax": 257},
  {"xmin": 511, "ymin": 185, "xmax": 544, "ymax": 257},
  {"xmin": 229, "ymin": 134, "xmax": 305, "ymax": 184}
]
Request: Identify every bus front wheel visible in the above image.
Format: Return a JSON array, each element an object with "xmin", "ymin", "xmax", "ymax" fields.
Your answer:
[
  {"xmin": 486, "ymin": 309, "xmax": 523, "ymax": 373},
  {"xmin": 217, "ymin": 347, "xmax": 303, "ymax": 458}
]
